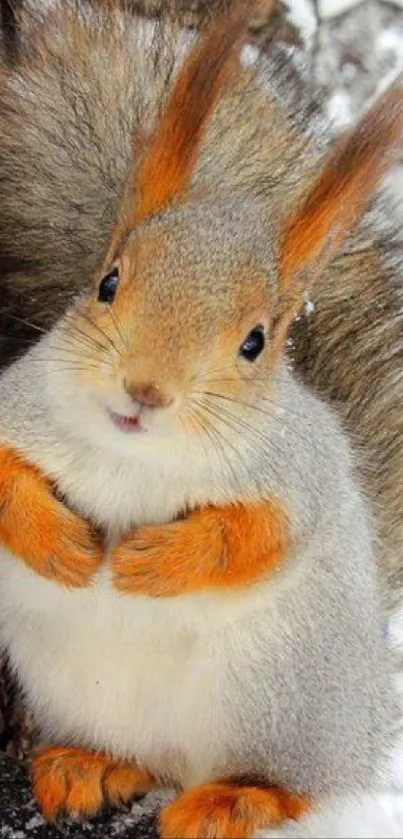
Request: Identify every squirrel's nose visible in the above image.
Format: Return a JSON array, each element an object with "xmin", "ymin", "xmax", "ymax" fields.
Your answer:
[{"xmin": 124, "ymin": 379, "xmax": 173, "ymax": 410}]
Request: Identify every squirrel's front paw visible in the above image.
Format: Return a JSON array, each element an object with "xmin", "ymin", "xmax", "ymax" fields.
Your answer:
[
  {"xmin": 43, "ymin": 505, "xmax": 102, "ymax": 588},
  {"xmin": 112, "ymin": 501, "xmax": 289, "ymax": 598},
  {"xmin": 0, "ymin": 445, "xmax": 103, "ymax": 588},
  {"xmin": 18, "ymin": 501, "xmax": 102, "ymax": 589},
  {"xmin": 112, "ymin": 509, "xmax": 221, "ymax": 597},
  {"xmin": 112, "ymin": 519, "xmax": 199, "ymax": 597}
]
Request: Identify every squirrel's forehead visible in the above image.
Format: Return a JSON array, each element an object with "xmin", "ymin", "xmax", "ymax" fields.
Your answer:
[
  {"xmin": 124, "ymin": 234, "xmax": 270, "ymax": 308},
  {"xmin": 124, "ymin": 202, "xmax": 275, "ymax": 293}
]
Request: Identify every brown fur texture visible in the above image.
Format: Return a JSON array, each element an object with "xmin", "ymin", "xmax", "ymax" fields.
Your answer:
[
  {"xmin": 0, "ymin": 0, "xmax": 302, "ymax": 67},
  {"xmin": 0, "ymin": 1, "xmax": 21, "ymax": 62},
  {"xmin": 68, "ymin": 0, "xmax": 304, "ymax": 48},
  {"xmin": 0, "ymin": 0, "xmax": 402, "ymax": 612}
]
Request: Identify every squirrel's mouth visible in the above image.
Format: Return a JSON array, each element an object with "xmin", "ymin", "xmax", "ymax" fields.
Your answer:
[{"xmin": 108, "ymin": 410, "xmax": 145, "ymax": 434}]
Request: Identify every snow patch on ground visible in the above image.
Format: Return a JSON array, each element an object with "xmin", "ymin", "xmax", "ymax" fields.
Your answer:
[{"xmin": 287, "ymin": 0, "xmax": 317, "ymax": 44}]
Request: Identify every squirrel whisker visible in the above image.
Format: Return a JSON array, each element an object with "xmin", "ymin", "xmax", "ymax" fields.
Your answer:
[
  {"xmin": 71, "ymin": 307, "xmax": 124, "ymax": 361},
  {"xmin": 104, "ymin": 304, "xmax": 129, "ymax": 355}
]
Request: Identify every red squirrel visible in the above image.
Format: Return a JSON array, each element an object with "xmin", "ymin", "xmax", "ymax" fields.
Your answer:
[{"xmin": 0, "ymin": 3, "xmax": 402, "ymax": 837}]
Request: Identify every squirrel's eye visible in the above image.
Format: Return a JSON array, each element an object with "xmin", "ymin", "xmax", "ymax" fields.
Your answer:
[
  {"xmin": 98, "ymin": 267, "xmax": 119, "ymax": 303},
  {"xmin": 239, "ymin": 325, "xmax": 265, "ymax": 362}
]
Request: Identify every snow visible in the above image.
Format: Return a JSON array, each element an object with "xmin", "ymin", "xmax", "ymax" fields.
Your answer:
[
  {"xmin": 326, "ymin": 90, "xmax": 353, "ymax": 128},
  {"xmin": 316, "ymin": 0, "xmax": 403, "ymax": 17},
  {"xmin": 317, "ymin": 0, "xmax": 368, "ymax": 18},
  {"xmin": 287, "ymin": 0, "xmax": 317, "ymax": 44}
]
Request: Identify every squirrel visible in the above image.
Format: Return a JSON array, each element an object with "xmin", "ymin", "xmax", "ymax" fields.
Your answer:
[{"xmin": 0, "ymin": 2, "xmax": 402, "ymax": 837}]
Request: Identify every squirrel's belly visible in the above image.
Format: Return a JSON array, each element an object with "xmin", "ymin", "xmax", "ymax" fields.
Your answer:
[{"xmin": 0, "ymin": 558, "xmax": 236, "ymax": 786}]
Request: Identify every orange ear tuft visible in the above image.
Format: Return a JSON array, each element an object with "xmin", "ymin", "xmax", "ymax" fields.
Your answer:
[
  {"xmin": 132, "ymin": 4, "xmax": 251, "ymax": 224},
  {"xmin": 280, "ymin": 81, "xmax": 403, "ymax": 288}
]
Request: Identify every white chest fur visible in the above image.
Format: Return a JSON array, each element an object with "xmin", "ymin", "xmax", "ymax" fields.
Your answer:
[
  {"xmin": 0, "ymin": 551, "xmax": 277, "ymax": 786},
  {"xmin": 31, "ymin": 429, "xmax": 248, "ymax": 534}
]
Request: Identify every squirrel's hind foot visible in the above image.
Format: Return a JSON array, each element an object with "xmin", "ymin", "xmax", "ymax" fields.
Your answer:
[
  {"xmin": 159, "ymin": 781, "xmax": 309, "ymax": 838},
  {"xmin": 32, "ymin": 745, "xmax": 154, "ymax": 821}
]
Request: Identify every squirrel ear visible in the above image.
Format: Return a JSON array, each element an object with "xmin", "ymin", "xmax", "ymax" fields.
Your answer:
[
  {"xmin": 275, "ymin": 80, "xmax": 403, "ymax": 345},
  {"xmin": 132, "ymin": 4, "xmax": 250, "ymax": 225}
]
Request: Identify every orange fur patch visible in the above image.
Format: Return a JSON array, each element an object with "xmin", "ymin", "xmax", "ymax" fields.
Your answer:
[
  {"xmin": 280, "ymin": 84, "xmax": 403, "ymax": 284},
  {"xmin": 0, "ymin": 444, "xmax": 102, "ymax": 587},
  {"xmin": 272, "ymin": 82, "xmax": 403, "ymax": 364},
  {"xmin": 160, "ymin": 781, "xmax": 309, "ymax": 838},
  {"xmin": 112, "ymin": 500, "xmax": 289, "ymax": 597},
  {"xmin": 33, "ymin": 746, "xmax": 154, "ymax": 821},
  {"xmin": 131, "ymin": 6, "xmax": 249, "ymax": 224}
]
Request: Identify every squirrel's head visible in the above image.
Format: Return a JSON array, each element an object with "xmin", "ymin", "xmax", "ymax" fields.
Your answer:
[{"xmin": 50, "ymin": 4, "xmax": 403, "ymax": 456}]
